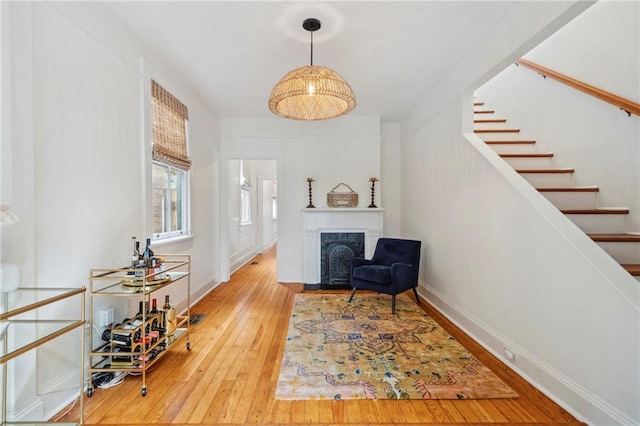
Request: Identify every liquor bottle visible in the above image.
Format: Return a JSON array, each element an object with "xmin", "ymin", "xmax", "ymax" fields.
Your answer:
[
  {"xmin": 146, "ymin": 298, "xmax": 163, "ymax": 340},
  {"xmin": 135, "ymin": 301, "xmax": 152, "ymax": 335},
  {"xmin": 128, "ymin": 237, "xmax": 139, "ymax": 275},
  {"xmin": 163, "ymin": 295, "xmax": 177, "ymax": 338},
  {"xmin": 142, "ymin": 238, "xmax": 154, "ymax": 267},
  {"xmin": 135, "ymin": 241, "xmax": 141, "ymax": 264},
  {"xmin": 111, "ymin": 343, "xmax": 143, "ymax": 365},
  {"xmin": 102, "ymin": 326, "xmax": 142, "ymax": 346},
  {"xmin": 101, "ymin": 323, "xmax": 122, "ymax": 342}
]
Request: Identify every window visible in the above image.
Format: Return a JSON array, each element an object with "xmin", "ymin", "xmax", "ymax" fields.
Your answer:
[
  {"xmin": 152, "ymin": 162, "xmax": 187, "ymax": 238},
  {"xmin": 150, "ymin": 80, "xmax": 191, "ymax": 240}
]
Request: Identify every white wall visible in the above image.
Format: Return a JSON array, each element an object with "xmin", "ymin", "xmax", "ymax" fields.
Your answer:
[
  {"xmin": 381, "ymin": 122, "xmax": 402, "ymax": 238},
  {"xmin": 476, "ymin": 0, "xmax": 640, "ymax": 232},
  {"xmin": 401, "ymin": 2, "xmax": 639, "ymax": 424},
  {"xmin": 220, "ymin": 116, "xmax": 383, "ymax": 283},
  {"xmin": 525, "ymin": 0, "xmax": 639, "ymax": 105},
  {"xmin": 3, "ymin": 2, "xmax": 220, "ymax": 420}
]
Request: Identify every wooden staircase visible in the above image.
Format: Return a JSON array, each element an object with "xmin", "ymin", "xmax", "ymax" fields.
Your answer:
[{"xmin": 474, "ymin": 102, "xmax": 640, "ymax": 280}]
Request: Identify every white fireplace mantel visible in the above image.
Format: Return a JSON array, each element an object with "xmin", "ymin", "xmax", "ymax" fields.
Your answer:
[{"xmin": 302, "ymin": 208, "xmax": 384, "ymax": 284}]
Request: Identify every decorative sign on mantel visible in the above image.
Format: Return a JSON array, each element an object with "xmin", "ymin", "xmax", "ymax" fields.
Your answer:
[{"xmin": 327, "ymin": 182, "xmax": 358, "ymax": 208}]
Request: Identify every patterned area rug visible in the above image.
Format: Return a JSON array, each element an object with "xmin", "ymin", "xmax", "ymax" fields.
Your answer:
[{"xmin": 275, "ymin": 293, "xmax": 518, "ymax": 400}]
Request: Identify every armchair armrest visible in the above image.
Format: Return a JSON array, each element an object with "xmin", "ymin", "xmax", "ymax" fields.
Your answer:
[
  {"xmin": 351, "ymin": 257, "xmax": 377, "ymax": 268},
  {"xmin": 390, "ymin": 262, "xmax": 418, "ymax": 291}
]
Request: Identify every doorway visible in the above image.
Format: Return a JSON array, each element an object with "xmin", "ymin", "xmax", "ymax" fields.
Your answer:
[{"xmin": 220, "ymin": 155, "xmax": 281, "ymax": 281}]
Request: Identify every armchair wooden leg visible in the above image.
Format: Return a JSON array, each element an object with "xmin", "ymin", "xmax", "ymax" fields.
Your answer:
[
  {"xmin": 392, "ymin": 295, "xmax": 396, "ymax": 314},
  {"xmin": 412, "ymin": 288, "xmax": 421, "ymax": 305},
  {"xmin": 348, "ymin": 288, "xmax": 357, "ymax": 303}
]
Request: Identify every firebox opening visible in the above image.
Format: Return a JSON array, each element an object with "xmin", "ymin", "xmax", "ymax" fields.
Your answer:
[{"xmin": 320, "ymin": 232, "xmax": 365, "ymax": 285}]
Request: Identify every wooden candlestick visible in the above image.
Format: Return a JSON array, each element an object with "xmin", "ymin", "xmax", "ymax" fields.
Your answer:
[
  {"xmin": 368, "ymin": 177, "xmax": 379, "ymax": 208},
  {"xmin": 306, "ymin": 178, "xmax": 315, "ymax": 208}
]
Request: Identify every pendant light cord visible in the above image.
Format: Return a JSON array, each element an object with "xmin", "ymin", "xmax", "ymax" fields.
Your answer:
[{"xmin": 310, "ymin": 30, "xmax": 314, "ymax": 66}]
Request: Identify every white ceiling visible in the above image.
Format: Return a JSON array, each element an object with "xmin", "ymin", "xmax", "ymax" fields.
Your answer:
[{"xmin": 102, "ymin": 1, "xmax": 519, "ymax": 121}]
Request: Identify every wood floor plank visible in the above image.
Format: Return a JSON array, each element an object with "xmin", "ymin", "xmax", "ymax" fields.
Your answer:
[{"xmin": 56, "ymin": 245, "xmax": 585, "ymax": 425}]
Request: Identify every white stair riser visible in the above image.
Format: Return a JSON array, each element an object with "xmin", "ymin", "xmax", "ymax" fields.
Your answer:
[
  {"xmin": 519, "ymin": 173, "xmax": 574, "ymax": 187},
  {"xmin": 486, "ymin": 144, "xmax": 536, "ymax": 154},
  {"xmin": 595, "ymin": 242, "xmax": 640, "ymax": 264},
  {"xmin": 541, "ymin": 192, "xmax": 598, "ymax": 210},
  {"xmin": 474, "ymin": 122, "xmax": 508, "ymax": 130},
  {"xmin": 635, "ymin": 276, "xmax": 640, "ymax": 283},
  {"xmin": 477, "ymin": 132, "xmax": 522, "ymax": 141},
  {"xmin": 503, "ymin": 157, "xmax": 553, "ymax": 169},
  {"xmin": 565, "ymin": 214, "xmax": 628, "ymax": 234}
]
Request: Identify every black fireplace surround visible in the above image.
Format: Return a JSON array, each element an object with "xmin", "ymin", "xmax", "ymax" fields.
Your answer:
[{"xmin": 315, "ymin": 232, "xmax": 365, "ymax": 288}]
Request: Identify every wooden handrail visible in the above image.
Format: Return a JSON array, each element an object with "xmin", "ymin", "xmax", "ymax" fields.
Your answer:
[{"xmin": 516, "ymin": 58, "xmax": 640, "ymax": 117}]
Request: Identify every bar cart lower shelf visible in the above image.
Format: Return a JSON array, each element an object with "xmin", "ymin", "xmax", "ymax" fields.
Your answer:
[{"xmin": 87, "ymin": 254, "xmax": 191, "ymax": 397}]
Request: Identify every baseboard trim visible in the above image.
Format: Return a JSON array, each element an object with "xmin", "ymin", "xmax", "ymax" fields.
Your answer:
[
  {"xmin": 6, "ymin": 395, "xmax": 45, "ymax": 422},
  {"xmin": 38, "ymin": 365, "xmax": 81, "ymax": 421},
  {"xmin": 419, "ymin": 281, "xmax": 635, "ymax": 426},
  {"xmin": 230, "ymin": 250, "xmax": 258, "ymax": 275}
]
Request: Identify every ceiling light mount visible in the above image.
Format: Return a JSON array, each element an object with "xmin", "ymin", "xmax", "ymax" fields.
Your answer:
[
  {"xmin": 268, "ymin": 17, "xmax": 356, "ymax": 121},
  {"xmin": 302, "ymin": 18, "xmax": 321, "ymax": 33}
]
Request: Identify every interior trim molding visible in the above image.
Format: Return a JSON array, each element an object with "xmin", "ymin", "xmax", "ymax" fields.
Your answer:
[{"xmin": 417, "ymin": 281, "xmax": 634, "ymax": 426}]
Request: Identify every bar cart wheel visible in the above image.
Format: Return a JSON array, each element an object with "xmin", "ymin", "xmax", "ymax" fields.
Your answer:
[
  {"xmin": 141, "ymin": 386, "xmax": 147, "ymax": 397},
  {"xmin": 87, "ymin": 387, "xmax": 94, "ymax": 397}
]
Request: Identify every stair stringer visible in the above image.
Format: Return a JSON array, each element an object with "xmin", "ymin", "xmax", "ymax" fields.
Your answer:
[
  {"xmin": 465, "ymin": 131, "xmax": 638, "ymax": 303},
  {"xmin": 434, "ymin": 132, "xmax": 640, "ymax": 425}
]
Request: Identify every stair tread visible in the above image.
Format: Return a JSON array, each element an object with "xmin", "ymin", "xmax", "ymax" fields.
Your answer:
[
  {"xmin": 474, "ymin": 118, "xmax": 507, "ymax": 123},
  {"xmin": 500, "ymin": 153, "xmax": 553, "ymax": 158},
  {"xmin": 562, "ymin": 208, "xmax": 629, "ymax": 214},
  {"xmin": 474, "ymin": 102, "xmax": 484, "ymax": 106},
  {"xmin": 589, "ymin": 233, "xmax": 640, "ymax": 242},
  {"xmin": 516, "ymin": 168, "xmax": 574, "ymax": 174},
  {"xmin": 474, "ymin": 110, "xmax": 495, "ymax": 114},
  {"xmin": 537, "ymin": 186, "xmax": 599, "ymax": 192},
  {"xmin": 485, "ymin": 140, "xmax": 535, "ymax": 144},
  {"xmin": 621, "ymin": 264, "xmax": 640, "ymax": 276},
  {"xmin": 474, "ymin": 128, "xmax": 520, "ymax": 133}
]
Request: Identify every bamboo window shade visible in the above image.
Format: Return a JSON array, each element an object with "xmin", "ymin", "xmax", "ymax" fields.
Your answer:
[{"xmin": 151, "ymin": 80, "xmax": 192, "ymax": 170}]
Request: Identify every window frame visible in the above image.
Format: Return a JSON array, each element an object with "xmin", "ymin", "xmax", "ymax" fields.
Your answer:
[
  {"xmin": 147, "ymin": 76, "xmax": 192, "ymax": 243},
  {"xmin": 151, "ymin": 160, "xmax": 191, "ymax": 241}
]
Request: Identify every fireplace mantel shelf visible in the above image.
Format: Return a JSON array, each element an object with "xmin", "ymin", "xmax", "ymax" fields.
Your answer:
[{"xmin": 303, "ymin": 208, "xmax": 385, "ymax": 212}]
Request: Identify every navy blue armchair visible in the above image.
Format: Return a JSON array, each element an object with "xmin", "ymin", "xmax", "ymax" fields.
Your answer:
[{"xmin": 349, "ymin": 238, "xmax": 422, "ymax": 314}]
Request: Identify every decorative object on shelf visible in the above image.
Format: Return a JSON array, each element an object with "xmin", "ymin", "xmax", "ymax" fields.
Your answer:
[
  {"xmin": 306, "ymin": 178, "xmax": 315, "ymax": 208},
  {"xmin": 368, "ymin": 177, "xmax": 379, "ymax": 208},
  {"xmin": 268, "ymin": 18, "xmax": 356, "ymax": 121},
  {"xmin": 327, "ymin": 183, "xmax": 358, "ymax": 208}
]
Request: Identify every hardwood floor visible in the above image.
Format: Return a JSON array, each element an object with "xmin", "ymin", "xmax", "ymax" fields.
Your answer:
[{"xmin": 61, "ymin": 245, "xmax": 584, "ymax": 425}]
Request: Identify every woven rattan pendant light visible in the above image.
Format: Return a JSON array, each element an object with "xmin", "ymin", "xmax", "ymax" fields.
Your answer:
[{"xmin": 268, "ymin": 18, "xmax": 356, "ymax": 121}]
